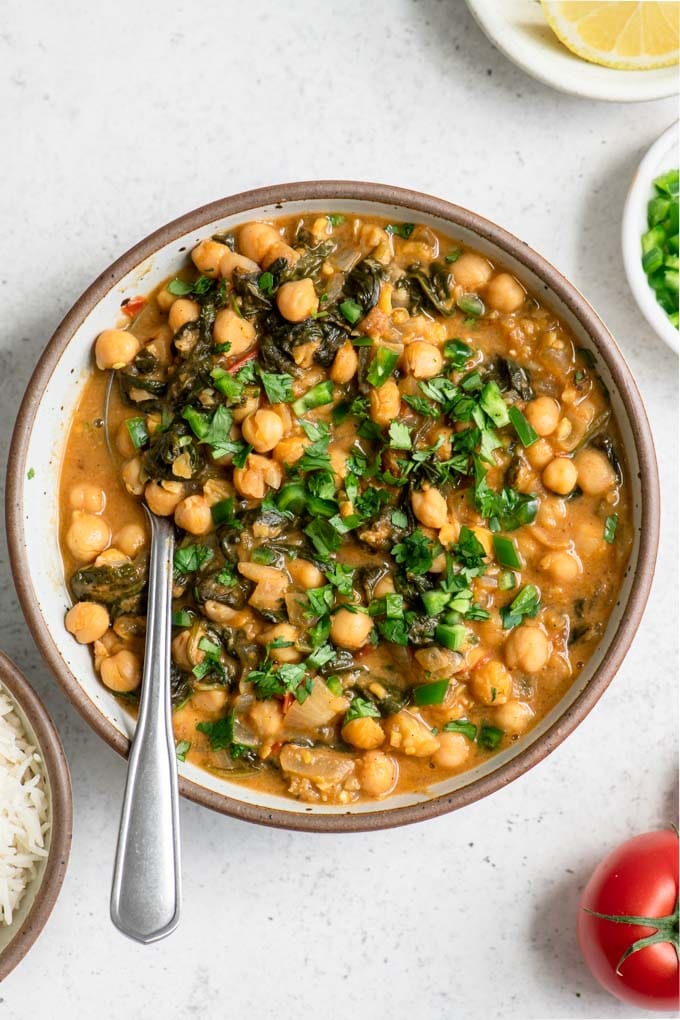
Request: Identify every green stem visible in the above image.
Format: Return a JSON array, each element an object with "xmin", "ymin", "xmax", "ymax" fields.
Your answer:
[{"xmin": 584, "ymin": 895, "xmax": 679, "ymax": 976}]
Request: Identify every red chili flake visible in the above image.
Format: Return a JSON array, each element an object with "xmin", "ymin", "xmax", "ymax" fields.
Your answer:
[
  {"xmin": 121, "ymin": 295, "xmax": 147, "ymax": 318},
  {"xmin": 281, "ymin": 693, "xmax": 294, "ymax": 714}
]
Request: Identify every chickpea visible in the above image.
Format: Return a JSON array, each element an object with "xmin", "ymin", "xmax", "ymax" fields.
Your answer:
[
  {"xmin": 402, "ymin": 341, "xmax": 443, "ymax": 380},
  {"xmin": 342, "ymin": 716, "xmax": 385, "ymax": 751},
  {"xmin": 172, "ymin": 630, "xmax": 204, "ymax": 672},
  {"xmin": 270, "ymin": 402, "xmax": 293, "ymax": 435},
  {"xmin": 470, "ymin": 659, "xmax": 512, "ymax": 705},
  {"xmin": 542, "ymin": 456, "xmax": 578, "ymax": 495},
  {"xmin": 69, "ymin": 483, "xmax": 105, "ymax": 514},
  {"xmin": 359, "ymin": 750, "xmax": 397, "ymax": 797},
  {"xmin": 385, "ymin": 711, "xmax": 439, "ymax": 757},
  {"xmin": 191, "ymin": 239, "xmax": 228, "ymax": 277},
  {"xmin": 191, "ymin": 688, "xmax": 228, "ymax": 714},
  {"xmin": 330, "ymin": 341, "xmax": 359, "ymax": 384},
  {"xmin": 238, "ymin": 222, "xmax": 281, "ymax": 263},
  {"xmin": 273, "ymin": 436, "xmax": 309, "ymax": 466},
  {"xmin": 525, "ymin": 396, "xmax": 560, "ymax": 437},
  {"xmin": 174, "ymin": 494, "xmax": 212, "ymax": 535},
  {"xmin": 241, "ymin": 409, "xmax": 284, "ymax": 453},
  {"xmin": 94, "ymin": 547, "xmax": 129, "ymax": 568},
  {"xmin": 288, "ymin": 558, "xmax": 325, "ymax": 589},
  {"xmin": 249, "ymin": 699, "xmax": 284, "ymax": 739},
  {"xmin": 203, "ymin": 601, "xmax": 253, "ymax": 629},
  {"xmin": 494, "ymin": 699, "xmax": 533, "ymax": 734},
  {"xmin": 485, "ymin": 273, "xmax": 526, "ymax": 313},
  {"xmin": 114, "ymin": 523, "xmax": 147, "ymax": 559},
  {"xmin": 471, "ymin": 526, "xmax": 494, "ymax": 559},
  {"xmin": 65, "ymin": 601, "xmax": 110, "ymax": 644},
  {"xmin": 219, "ymin": 249, "xmax": 260, "ymax": 279},
  {"xmin": 574, "ymin": 517, "xmax": 608, "ymax": 558},
  {"xmin": 439, "ymin": 521, "xmax": 459, "ymax": 546},
  {"xmin": 411, "ymin": 487, "xmax": 448, "ymax": 529},
  {"xmin": 94, "ymin": 329, "xmax": 139, "ymax": 371},
  {"xmin": 432, "ymin": 732, "xmax": 470, "ymax": 770},
  {"xmin": 574, "ymin": 448, "xmax": 616, "ymax": 496},
  {"xmin": 168, "ymin": 298, "xmax": 200, "ymax": 333},
  {"xmin": 65, "ymin": 511, "xmax": 111, "ymax": 563},
  {"xmin": 156, "ymin": 286, "xmax": 176, "ymax": 313},
  {"xmin": 526, "ymin": 438, "xmax": 554, "ymax": 470},
  {"xmin": 100, "ymin": 649, "xmax": 142, "ymax": 693},
  {"xmin": 373, "ymin": 573, "xmax": 395, "ymax": 598},
  {"xmin": 329, "ymin": 446, "xmax": 349, "ymax": 484},
  {"xmin": 451, "ymin": 252, "xmax": 493, "ymax": 292},
  {"xmin": 259, "ymin": 623, "xmax": 302, "ymax": 664},
  {"xmin": 233, "ymin": 454, "xmax": 283, "ymax": 499},
  {"xmin": 369, "ymin": 379, "xmax": 401, "ymax": 426},
  {"xmin": 213, "ymin": 308, "xmax": 256, "ymax": 357},
  {"xmin": 261, "ymin": 241, "xmax": 299, "ymax": 269},
  {"xmin": 115, "ymin": 420, "xmax": 137, "ymax": 459},
  {"xmin": 276, "ymin": 279, "xmax": 319, "ymax": 323},
  {"xmin": 144, "ymin": 480, "xmax": 185, "ymax": 517},
  {"xmin": 540, "ymin": 550, "xmax": 581, "ymax": 583},
  {"xmin": 330, "ymin": 607, "xmax": 374, "ymax": 651},
  {"xmin": 120, "ymin": 456, "xmax": 145, "ymax": 496},
  {"xmin": 232, "ymin": 394, "xmax": 260, "ymax": 425},
  {"xmin": 505, "ymin": 626, "xmax": 551, "ymax": 673}
]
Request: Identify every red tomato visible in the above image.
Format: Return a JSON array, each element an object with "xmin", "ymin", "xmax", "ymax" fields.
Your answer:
[
  {"xmin": 578, "ymin": 828, "xmax": 679, "ymax": 1012},
  {"xmin": 120, "ymin": 295, "xmax": 147, "ymax": 318}
]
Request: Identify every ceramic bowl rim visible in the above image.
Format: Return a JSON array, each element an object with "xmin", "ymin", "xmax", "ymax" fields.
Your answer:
[
  {"xmin": 621, "ymin": 120, "xmax": 679, "ymax": 354},
  {"xmin": 5, "ymin": 180, "xmax": 660, "ymax": 832},
  {"xmin": 0, "ymin": 652, "xmax": 72, "ymax": 981}
]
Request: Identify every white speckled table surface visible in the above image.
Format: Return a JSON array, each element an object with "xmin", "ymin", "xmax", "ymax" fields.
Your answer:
[{"xmin": 0, "ymin": 2, "xmax": 677, "ymax": 1018}]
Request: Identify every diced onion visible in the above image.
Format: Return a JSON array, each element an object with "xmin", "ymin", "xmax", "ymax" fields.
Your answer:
[{"xmin": 283, "ymin": 679, "xmax": 348, "ymax": 733}]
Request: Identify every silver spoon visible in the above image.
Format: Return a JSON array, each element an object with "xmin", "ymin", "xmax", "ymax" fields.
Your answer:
[{"xmin": 105, "ymin": 374, "xmax": 182, "ymax": 944}]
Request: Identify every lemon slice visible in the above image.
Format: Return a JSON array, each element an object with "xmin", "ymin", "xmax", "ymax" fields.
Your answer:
[{"xmin": 540, "ymin": 1, "xmax": 680, "ymax": 69}]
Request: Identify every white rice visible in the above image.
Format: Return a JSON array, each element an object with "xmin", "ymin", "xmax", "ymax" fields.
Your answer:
[{"xmin": 0, "ymin": 689, "xmax": 50, "ymax": 926}]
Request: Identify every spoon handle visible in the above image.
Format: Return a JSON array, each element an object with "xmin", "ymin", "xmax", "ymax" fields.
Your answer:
[{"xmin": 110, "ymin": 511, "xmax": 181, "ymax": 943}]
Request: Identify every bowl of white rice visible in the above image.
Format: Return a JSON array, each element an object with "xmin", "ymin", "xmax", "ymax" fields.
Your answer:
[{"xmin": 0, "ymin": 651, "xmax": 71, "ymax": 982}]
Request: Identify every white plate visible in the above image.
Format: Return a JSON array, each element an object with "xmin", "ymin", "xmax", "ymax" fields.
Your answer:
[
  {"xmin": 466, "ymin": 0, "xmax": 679, "ymax": 102},
  {"xmin": 622, "ymin": 121, "xmax": 679, "ymax": 353}
]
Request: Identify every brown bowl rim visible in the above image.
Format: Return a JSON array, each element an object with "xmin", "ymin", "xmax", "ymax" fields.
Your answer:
[
  {"xmin": 0, "ymin": 651, "xmax": 73, "ymax": 981},
  {"xmin": 5, "ymin": 180, "xmax": 660, "ymax": 833}
]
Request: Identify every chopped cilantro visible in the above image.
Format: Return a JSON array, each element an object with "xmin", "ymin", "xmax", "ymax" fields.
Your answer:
[
  {"xmin": 392, "ymin": 531, "xmax": 440, "ymax": 576},
  {"xmin": 500, "ymin": 584, "xmax": 541, "ymax": 629},
  {"xmin": 174, "ymin": 544, "xmax": 213, "ymax": 576},
  {"xmin": 385, "ymin": 222, "xmax": 415, "ymax": 239},
  {"xmin": 344, "ymin": 697, "xmax": 380, "ymax": 725},
  {"xmin": 443, "ymin": 719, "xmax": 478, "ymax": 740},
  {"xmin": 604, "ymin": 514, "xmax": 619, "ymax": 544},
  {"xmin": 388, "ymin": 422, "xmax": 412, "ymax": 450},
  {"xmin": 260, "ymin": 370, "xmax": 294, "ymax": 404},
  {"xmin": 175, "ymin": 740, "xmax": 191, "ymax": 762}
]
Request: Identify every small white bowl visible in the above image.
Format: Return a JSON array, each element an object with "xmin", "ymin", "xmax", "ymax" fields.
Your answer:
[
  {"xmin": 0, "ymin": 653, "xmax": 72, "ymax": 981},
  {"xmin": 466, "ymin": 0, "xmax": 679, "ymax": 103},
  {"xmin": 622, "ymin": 121, "xmax": 679, "ymax": 355}
]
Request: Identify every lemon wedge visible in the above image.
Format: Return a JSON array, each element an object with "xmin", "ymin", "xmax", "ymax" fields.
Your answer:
[{"xmin": 540, "ymin": 1, "xmax": 680, "ymax": 70}]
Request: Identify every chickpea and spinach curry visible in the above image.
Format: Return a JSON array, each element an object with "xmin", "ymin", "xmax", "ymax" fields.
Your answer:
[{"xmin": 60, "ymin": 214, "xmax": 632, "ymax": 804}]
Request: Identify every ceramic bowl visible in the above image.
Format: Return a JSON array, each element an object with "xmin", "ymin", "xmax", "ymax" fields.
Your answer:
[
  {"xmin": 0, "ymin": 653, "xmax": 72, "ymax": 981},
  {"xmin": 465, "ymin": 0, "xmax": 679, "ymax": 103},
  {"xmin": 622, "ymin": 121, "xmax": 679, "ymax": 354},
  {"xmin": 6, "ymin": 181, "xmax": 659, "ymax": 832}
]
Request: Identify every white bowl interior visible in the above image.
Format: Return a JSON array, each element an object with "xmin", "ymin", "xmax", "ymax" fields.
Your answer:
[
  {"xmin": 622, "ymin": 121, "xmax": 679, "ymax": 354},
  {"xmin": 0, "ymin": 685, "xmax": 52, "ymax": 955},
  {"xmin": 20, "ymin": 197, "xmax": 643, "ymax": 818}
]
